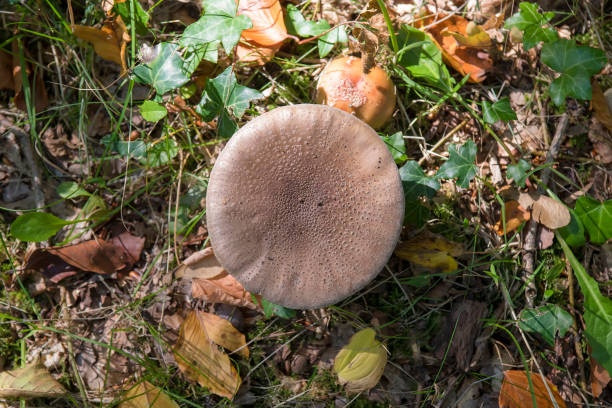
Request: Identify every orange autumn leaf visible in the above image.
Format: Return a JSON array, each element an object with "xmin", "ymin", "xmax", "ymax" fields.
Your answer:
[
  {"xmin": 499, "ymin": 370, "xmax": 567, "ymax": 408},
  {"xmin": 236, "ymin": 0, "xmax": 288, "ymax": 64},
  {"xmin": 417, "ymin": 13, "xmax": 493, "ymax": 83},
  {"xmin": 71, "ymin": 17, "xmax": 129, "ymax": 70},
  {"xmin": 495, "ymin": 200, "xmax": 531, "ymax": 235}
]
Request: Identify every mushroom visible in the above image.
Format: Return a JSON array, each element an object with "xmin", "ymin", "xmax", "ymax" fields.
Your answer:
[
  {"xmin": 206, "ymin": 104, "xmax": 404, "ymax": 309},
  {"xmin": 315, "ymin": 56, "xmax": 396, "ymax": 129}
]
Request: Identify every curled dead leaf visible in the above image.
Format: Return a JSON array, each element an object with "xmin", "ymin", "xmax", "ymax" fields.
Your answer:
[
  {"xmin": 173, "ymin": 310, "xmax": 241, "ymax": 400},
  {"xmin": 236, "ymin": 0, "xmax": 288, "ymax": 64},
  {"xmin": 71, "ymin": 17, "xmax": 130, "ymax": 70},
  {"xmin": 499, "ymin": 370, "xmax": 567, "ymax": 408},
  {"xmin": 395, "ymin": 230, "xmax": 464, "ymax": 273}
]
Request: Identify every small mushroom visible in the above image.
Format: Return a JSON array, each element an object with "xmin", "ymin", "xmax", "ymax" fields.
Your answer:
[
  {"xmin": 206, "ymin": 105, "xmax": 404, "ymax": 309},
  {"xmin": 315, "ymin": 56, "xmax": 396, "ymax": 129}
]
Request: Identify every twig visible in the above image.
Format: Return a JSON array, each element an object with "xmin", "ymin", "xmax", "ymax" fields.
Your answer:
[
  {"xmin": 522, "ymin": 113, "xmax": 568, "ymax": 307},
  {"xmin": 418, "ymin": 119, "xmax": 468, "ymax": 165}
]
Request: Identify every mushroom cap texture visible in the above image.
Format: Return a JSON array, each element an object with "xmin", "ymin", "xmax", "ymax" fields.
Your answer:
[{"xmin": 206, "ymin": 104, "xmax": 404, "ymax": 309}]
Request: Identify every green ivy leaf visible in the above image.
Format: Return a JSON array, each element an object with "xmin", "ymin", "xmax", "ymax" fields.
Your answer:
[
  {"xmin": 404, "ymin": 199, "xmax": 429, "ymax": 228},
  {"xmin": 482, "ymin": 97, "xmax": 517, "ymax": 124},
  {"xmin": 507, "ymin": 159, "xmax": 531, "ymax": 187},
  {"xmin": 57, "ymin": 181, "xmax": 90, "ymax": 199},
  {"xmin": 140, "ymin": 100, "xmax": 168, "ymax": 122},
  {"xmin": 260, "ymin": 298, "xmax": 296, "ymax": 319},
  {"xmin": 181, "ymin": 0, "xmax": 251, "ymax": 55},
  {"xmin": 436, "ymin": 140, "xmax": 478, "ymax": 188},
  {"xmin": 399, "ymin": 161, "xmax": 440, "ymax": 200},
  {"xmin": 285, "ymin": 5, "xmax": 346, "ymax": 57},
  {"xmin": 397, "ymin": 25, "xmax": 453, "ymax": 90},
  {"xmin": 558, "ymin": 233, "xmax": 612, "ymax": 377},
  {"xmin": 519, "ymin": 304, "xmax": 574, "ymax": 346},
  {"xmin": 558, "ymin": 209, "xmax": 586, "ymax": 247},
  {"xmin": 195, "ymin": 66, "xmax": 263, "ymax": 138},
  {"xmin": 573, "ymin": 196, "xmax": 612, "ymax": 245},
  {"xmin": 101, "ymin": 135, "xmax": 147, "ymax": 157},
  {"xmin": 504, "ymin": 2, "xmax": 557, "ymax": 50},
  {"xmin": 381, "ymin": 132, "xmax": 407, "ymax": 164},
  {"xmin": 10, "ymin": 212, "xmax": 72, "ymax": 242},
  {"xmin": 113, "ymin": 0, "xmax": 149, "ymax": 36},
  {"xmin": 541, "ymin": 39, "xmax": 606, "ymax": 106},
  {"xmin": 133, "ymin": 42, "xmax": 190, "ymax": 95}
]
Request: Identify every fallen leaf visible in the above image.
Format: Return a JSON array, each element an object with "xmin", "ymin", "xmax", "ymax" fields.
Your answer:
[
  {"xmin": 237, "ymin": 0, "xmax": 287, "ymax": 47},
  {"xmin": 0, "ymin": 362, "xmax": 66, "ymax": 399},
  {"xmin": 395, "ymin": 230, "xmax": 464, "ymax": 273},
  {"xmin": 0, "ymin": 49, "xmax": 13, "ymax": 90},
  {"xmin": 532, "ymin": 195, "xmax": 571, "ymax": 230},
  {"xmin": 174, "ymin": 310, "xmax": 241, "ymax": 400},
  {"xmin": 120, "ymin": 381, "xmax": 179, "ymax": 408},
  {"xmin": 499, "ymin": 370, "xmax": 567, "ymax": 408},
  {"xmin": 333, "ymin": 328, "xmax": 387, "ymax": 393},
  {"xmin": 417, "ymin": 13, "xmax": 493, "ymax": 83},
  {"xmin": 495, "ymin": 200, "xmax": 531, "ymax": 235},
  {"xmin": 71, "ymin": 17, "xmax": 129, "ymax": 70},
  {"xmin": 592, "ymin": 80, "xmax": 612, "ymax": 133},
  {"xmin": 11, "ymin": 40, "xmax": 49, "ymax": 112},
  {"xmin": 177, "ymin": 247, "xmax": 261, "ymax": 309},
  {"xmin": 197, "ymin": 312, "xmax": 249, "ymax": 358},
  {"xmin": 590, "ymin": 353, "xmax": 611, "ymax": 398}
]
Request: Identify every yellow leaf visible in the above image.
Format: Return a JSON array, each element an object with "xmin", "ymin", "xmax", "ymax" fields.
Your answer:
[
  {"xmin": 120, "ymin": 381, "xmax": 179, "ymax": 408},
  {"xmin": 442, "ymin": 21, "xmax": 492, "ymax": 48},
  {"xmin": 394, "ymin": 230, "xmax": 463, "ymax": 273},
  {"xmin": 333, "ymin": 328, "xmax": 387, "ymax": 393},
  {"xmin": 0, "ymin": 362, "xmax": 66, "ymax": 399},
  {"xmin": 173, "ymin": 311, "xmax": 241, "ymax": 400},
  {"xmin": 198, "ymin": 312, "xmax": 249, "ymax": 359}
]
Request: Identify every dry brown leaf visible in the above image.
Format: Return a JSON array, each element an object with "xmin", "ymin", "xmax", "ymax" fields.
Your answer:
[
  {"xmin": 495, "ymin": 200, "xmax": 531, "ymax": 235},
  {"xmin": 192, "ymin": 272, "xmax": 261, "ymax": 309},
  {"xmin": 120, "ymin": 381, "xmax": 179, "ymax": 408},
  {"xmin": 592, "ymin": 80, "xmax": 612, "ymax": 133},
  {"xmin": 197, "ymin": 312, "xmax": 249, "ymax": 358},
  {"xmin": 531, "ymin": 195, "xmax": 570, "ymax": 230},
  {"xmin": 0, "ymin": 50, "xmax": 13, "ymax": 90},
  {"xmin": 395, "ymin": 230, "xmax": 463, "ymax": 273},
  {"xmin": 0, "ymin": 362, "xmax": 66, "ymax": 399},
  {"xmin": 590, "ymin": 354, "xmax": 611, "ymax": 398},
  {"xmin": 499, "ymin": 370, "xmax": 567, "ymax": 408},
  {"xmin": 71, "ymin": 17, "xmax": 129, "ymax": 70},
  {"xmin": 235, "ymin": 0, "xmax": 288, "ymax": 64},
  {"xmin": 175, "ymin": 247, "xmax": 228, "ymax": 280},
  {"xmin": 11, "ymin": 40, "xmax": 49, "ymax": 112},
  {"xmin": 417, "ymin": 13, "xmax": 493, "ymax": 83},
  {"xmin": 174, "ymin": 310, "xmax": 241, "ymax": 400}
]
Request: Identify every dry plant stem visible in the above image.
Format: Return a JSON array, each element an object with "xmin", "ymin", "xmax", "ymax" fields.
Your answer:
[
  {"xmin": 418, "ymin": 119, "xmax": 468, "ymax": 165},
  {"xmin": 522, "ymin": 113, "xmax": 568, "ymax": 307}
]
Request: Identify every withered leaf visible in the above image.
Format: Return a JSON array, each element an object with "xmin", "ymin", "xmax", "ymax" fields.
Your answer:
[
  {"xmin": 590, "ymin": 353, "xmax": 611, "ymax": 398},
  {"xmin": 592, "ymin": 79, "xmax": 612, "ymax": 133},
  {"xmin": 72, "ymin": 17, "xmax": 129, "ymax": 70},
  {"xmin": 120, "ymin": 380, "xmax": 179, "ymax": 408},
  {"xmin": 495, "ymin": 200, "xmax": 531, "ymax": 235},
  {"xmin": 173, "ymin": 310, "xmax": 241, "ymax": 400},
  {"xmin": 395, "ymin": 230, "xmax": 463, "ymax": 273},
  {"xmin": 236, "ymin": 0, "xmax": 288, "ymax": 64},
  {"xmin": 175, "ymin": 247, "xmax": 224, "ymax": 280},
  {"xmin": 531, "ymin": 195, "xmax": 571, "ymax": 230},
  {"xmin": 499, "ymin": 370, "xmax": 567, "ymax": 408},
  {"xmin": 196, "ymin": 312, "xmax": 249, "ymax": 358},
  {"xmin": 0, "ymin": 362, "xmax": 66, "ymax": 399}
]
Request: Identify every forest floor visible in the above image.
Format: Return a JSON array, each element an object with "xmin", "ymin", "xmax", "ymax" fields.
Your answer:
[{"xmin": 0, "ymin": 0, "xmax": 611, "ymax": 407}]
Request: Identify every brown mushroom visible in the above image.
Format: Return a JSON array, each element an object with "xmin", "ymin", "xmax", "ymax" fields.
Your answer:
[
  {"xmin": 315, "ymin": 56, "xmax": 396, "ymax": 129},
  {"xmin": 206, "ymin": 104, "xmax": 404, "ymax": 309}
]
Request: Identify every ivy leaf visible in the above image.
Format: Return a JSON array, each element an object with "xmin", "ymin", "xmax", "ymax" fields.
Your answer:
[
  {"xmin": 519, "ymin": 304, "xmax": 574, "ymax": 346},
  {"xmin": 113, "ymin": 0, "xmax": 149, "ymax": 36},
  {"xmin": 399, "ymin": 161, "xmax": 440, "ymax": 200},
  {"xmin": 436, "ymin": 140, "xmax": 478, "ymax": 188},
  {"xmin": 260, "ymin": 298, "xmax": 295, "ymax": 319},
  {"xmin": 381, "ymin": 132, "xmax": 407, "ymax": 164},
  {"xmin": 181, "ymin": 0, "xmax": 251, "ymax": 55},
  {"xmin": 504, "ymin": 2, "xmax": 558, "ymax": 50},
  {"xmin": 507, "ymin": 159, "xmax": 531, "ymax": 187},
  {"xmin": 195, "ymin": 67, "xmax": 263, "ymax": 138},
  {"xmin": 573, "ymin": 196, "xmax": 612, "ymax": 245},
  {"xmin": 285, "ymin": 5, "xmax": 346, "ymax": 57},
  {"xmin": 133, "ymin": 42, "xmax": 189, "ymax": 95},
  {"xmin": 404, "ymin": 200, "xmax": 429, "ymax": 228},
  {"xmin": 182, "ymin": 42, "xmax": 219, "ymax": 75},
  {"xmin": 558, "ymin": 233, "xmax": 612, "ymax": 377},
  {"xmin": 397, "ymin": 25, "xmax": 453, "ymax": 90},
  {"xmin": 140, "ymin": 100, "xmax": 167, "ymax": 122},
  {"xmin": 482, "ymin": 97, "xmax": 517, "ymax": 124},
  {"xmin": 541, "ymin": 39, "xmax": 607, "ymax": 106}
]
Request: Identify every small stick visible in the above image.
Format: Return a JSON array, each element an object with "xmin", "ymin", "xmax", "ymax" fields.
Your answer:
[{"xmin": 418, "ymin": 119, "xmax": 469, "ymax": 166}]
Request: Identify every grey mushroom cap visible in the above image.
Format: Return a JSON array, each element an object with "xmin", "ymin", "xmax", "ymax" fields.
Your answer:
[{"xmin": 206, "ymin": 104, "xmax": 404, "ymax": 309}]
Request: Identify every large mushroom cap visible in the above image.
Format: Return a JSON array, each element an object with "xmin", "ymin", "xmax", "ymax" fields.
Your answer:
[{"xmin": 206, "ymin": 104, "xmax": 404, "ymax": 309}]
